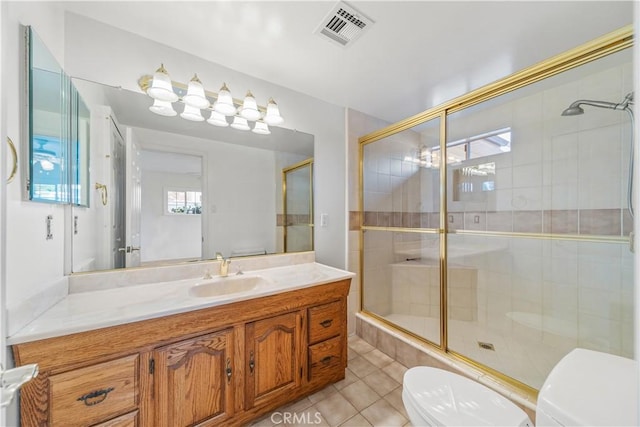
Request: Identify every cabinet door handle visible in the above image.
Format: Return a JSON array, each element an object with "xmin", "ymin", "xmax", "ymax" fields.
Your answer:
[
  {"xmin": 226, "ymin": 357, "xmax": 232, "ymax": 382},
  {"xmin": 320, "ymin": 319, "xmax": 333, "ymax": 328},
  {"xmin": 249, "ymin": 351, "xmax": 255, "ymax": 375},
  {"xmin": 77, "ymin": 387, "xmax": 114, "ymax": 406},
  {"xmin": 320, "ymin": 356, "xmax": 333, "ymax": 365}
]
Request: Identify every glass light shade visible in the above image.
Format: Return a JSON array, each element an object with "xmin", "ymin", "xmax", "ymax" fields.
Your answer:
[
  {"xmin": 182, "ymin": 74, "xmax": 210, "ymax": 109},
  {"xmin": 207, "ymin": 110, "xmax": 229, "ymax": 127},
  {"xmin": 213, "ymin": 83, "xmax": 237, "ymax": 116},
  {"xmin": 149, "ymin": 99, "xmax": 177, "ymax": 117},
  {"xmin": 147, "ymin": 64, "xmax": 179, "ymax": 102},
  {"xmin": 239, "ymin": 91, "xmax": 261, "ymax": 121},
  {"xmin": 263, "ymin": 98, "xmax": 284, "ymax": 125},
  {"xmin": 252, "ymin": 121, "xmax": 270, "ymax": 135},
  {"xmin": 230, "ymin": 116, "xmax": 250, "ymax": 131},
  {"xmin": 40, "ymin": 159, "xmax": 55, "ymax": 171},
  {"xmin": 180, "ymin": 104, "xmax": 205, "ymax": 122}
]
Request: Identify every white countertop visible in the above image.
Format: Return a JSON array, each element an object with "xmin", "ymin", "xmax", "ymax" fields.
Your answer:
[{"xmin": 8, "ymin": 262, "xmax": 354, "ymax": 345}]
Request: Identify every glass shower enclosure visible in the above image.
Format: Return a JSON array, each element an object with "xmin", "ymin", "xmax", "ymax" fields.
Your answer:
[{"xmin": 359, "ymin": 27, "xmax": 634, "ymax": 393}]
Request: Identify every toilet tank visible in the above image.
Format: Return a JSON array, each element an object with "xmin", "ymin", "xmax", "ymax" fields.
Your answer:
[{"xmin": 536, "ymin": 348, "xmax": 638, "ymax": 426}]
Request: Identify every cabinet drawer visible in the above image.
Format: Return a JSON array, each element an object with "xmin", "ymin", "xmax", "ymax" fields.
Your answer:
[
  {"xmin": 308, "ymin": 336, "xmax": 343, "ymax": 381},
  {"xmin": 93, "ymin": 410, "xmax": 138, "ymax": 427},
  {"xmin": 49, "ymin": 354, "xmax": 138, "ymax": 427},
  {"xmin": 308, "ymin": 301, "xmax": 342, "ymax": 344}
]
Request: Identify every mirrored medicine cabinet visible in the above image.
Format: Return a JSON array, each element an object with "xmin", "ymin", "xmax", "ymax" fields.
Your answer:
[{"xmin": 23, "ymin": 25, "xmax": 90, "ymax": 206}]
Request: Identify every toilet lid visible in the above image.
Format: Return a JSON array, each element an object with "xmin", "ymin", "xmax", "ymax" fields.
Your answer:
[
  {"xmin": 537, "ymin": 349, "xmax": 638, "ymax": 426},
  {"xmin": 403, "ymin": 367, "xmax": 530, "ymax": 426}
]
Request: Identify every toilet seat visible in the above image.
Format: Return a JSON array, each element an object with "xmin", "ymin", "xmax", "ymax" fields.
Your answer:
[{"xmin": 403, "ymin": 367, "xmax": 532, "ymax": 426}]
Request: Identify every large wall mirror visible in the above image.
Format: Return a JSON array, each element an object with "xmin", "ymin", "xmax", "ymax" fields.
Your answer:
[
  {"xmin": 26, "ymin": 26, "xmax": 90, "ymax": 205},
  {"xmin": 71, "ymin": 79, "xmax": 314, "ymax": 273}
]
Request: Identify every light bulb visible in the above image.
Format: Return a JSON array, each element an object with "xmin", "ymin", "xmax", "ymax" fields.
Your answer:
[
  {"xmin": 239, "ymin": 91, "xmax": 261, "ymax": 121},
  {"xmin": 149, "ymin": 99, "xmax": 177, "ymax": 117},
  {"xmin": 180, "ymin": 104, "xmax": 204, "ymax": 122},
  {"xmin": 263, "ymin": 98, "xmax": 284, "ymax": 125},
  {"xmin": 213, "ymin": 83, "xmax": 237, "ymax": 116},
  {"xmin": 230, "ymin": 116, "xmax": 250, "ymax": 131},
  {"xmin": 252, "ymin": 121, "xmax": 271, "ymax": 135},
  {"xmin": 207, "ymin": 110, "xmax": 229, "ymax": 127},
  {"xmin": 183, "ymin": 74, "xmax": 210, "ymax": 109},
  {"xmin": 147, "ymin": 64, "xmax": 178, "ymax": 102}
]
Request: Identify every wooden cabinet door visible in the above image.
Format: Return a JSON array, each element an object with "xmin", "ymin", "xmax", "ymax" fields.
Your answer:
[
  {"xmin": 245, "ymin": 311, "xmax": 301, "ymax": 409},
  {"xmin": 153, "ymin": 329, "xmax": 234, "ymax": 426}
]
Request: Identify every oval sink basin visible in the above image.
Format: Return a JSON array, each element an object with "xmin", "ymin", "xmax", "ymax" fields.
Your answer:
[{"xmin": 189, "ymin": 275, "xmax": 268, "ymax": 298}]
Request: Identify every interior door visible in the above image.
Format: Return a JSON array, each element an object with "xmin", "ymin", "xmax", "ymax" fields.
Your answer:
[{"xmin": 125, "ymin": 128, "xmax": 141, "ymax": 268}]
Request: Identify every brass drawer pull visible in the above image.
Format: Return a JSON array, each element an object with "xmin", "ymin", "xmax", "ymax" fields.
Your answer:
[
  {"xmin": 319, "ymin": 319, "xmax": 333, "ymax": 328},
  {"xmin": 77, "ymin": 387, "xmax": 115, "ymax": 406},
  {"xmin": 226, "ymin": 357, "xmax": 232, "ymax": 382},
  {"xmin": 320, "ymin": 356, "xmax": 333, "ymax": 365},
  {"xmin": 249, "ymin": 351, "xmax": 255, "ymax": 375}
]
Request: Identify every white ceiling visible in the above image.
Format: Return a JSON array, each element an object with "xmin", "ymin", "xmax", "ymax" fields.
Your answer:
[{"xmin": 60, "ymin": 1, "xmax": 634, "ymax": 124}]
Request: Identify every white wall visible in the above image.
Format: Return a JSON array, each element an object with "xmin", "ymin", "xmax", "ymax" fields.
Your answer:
[
  {"xmin": 64, "ymin": 11, "xmax": 347, "ymax": 269},
  {"xmin": 2, "ymin": 3, "xmax": 69, "ymax": 423},
  {"xmin": 4, "ymin": 2, "xmax": 68, "ymax": 311},
  {"xmin": 1, "ymin": 3, "xmax": 8, "ymax": 424}
]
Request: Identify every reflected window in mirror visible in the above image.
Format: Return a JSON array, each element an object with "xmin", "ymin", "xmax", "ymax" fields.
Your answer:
[{"xmin": 166, "ymin": 189, "xmax": 202, "ymax": 215}]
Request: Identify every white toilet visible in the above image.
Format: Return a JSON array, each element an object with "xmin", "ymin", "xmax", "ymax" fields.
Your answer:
[
  {"xmin": 403, "ymin": 348, "xmax": 638, "ymax": 426},
  {"xmin": 536, "ymin": 348, "xmax": 638, "ymax": 426},
  {"xmin": 402, "ymin": 367, "xmax": 533, "ymax": 426}
]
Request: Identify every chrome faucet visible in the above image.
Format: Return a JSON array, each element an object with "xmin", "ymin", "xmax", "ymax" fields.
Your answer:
[{"xmin": 216, "ymin": 252, "xmax": 231, "ymax": 277}]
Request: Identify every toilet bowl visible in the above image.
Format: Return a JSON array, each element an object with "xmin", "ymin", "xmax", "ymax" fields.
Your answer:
[
  {"xmin": 402, "ymin": 367, "xmax": 532, "ymax": 426},
  {"xmin": 403, "ymin": 348, "xmax": 638, "ymax": 427}
]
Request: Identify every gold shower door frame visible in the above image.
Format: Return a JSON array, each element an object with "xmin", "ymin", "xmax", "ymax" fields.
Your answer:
[{"xmin": 358, "ymin": 25, "xmax": 633, "ymax": 398}]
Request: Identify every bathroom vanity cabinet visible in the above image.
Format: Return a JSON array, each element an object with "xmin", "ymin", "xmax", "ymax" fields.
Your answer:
[{"xmin": 12, "ymin": 279, "xmax": 350, "ymax": 427}]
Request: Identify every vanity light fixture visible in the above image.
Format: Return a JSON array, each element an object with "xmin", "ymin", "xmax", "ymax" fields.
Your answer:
[
  {"xmin": 239, "ymin": 91, "xmax": 261, "ymax": 121},
  {"xmin": 263, "ymin": 98, "xmax": 284, "ymax": 125},
  {"xmin": 252, "ymin": 121, "xmax": 271, "ymax": 135},
  {"xmin": 139, "ymin": 64, "xmax": 285, "ymax": 134},
  {"xmin": 147, "ymin": 64, "xmax": 179, "ymax": 102},
  {"xmin": 207, "ymin": 110, "xmax": 229, "ymax": 127},
  {"xmin": 180, "ymin": 104, "xmax": 205, "ymax": 122},
  {"xmin": 149, "ymin": 99, "xmax": 177, "ymax": 117},
  {"xmin": 230, "ymin": 116, "xmax": 250, "ymax": 131},
  {"xmin": 182, "ymin": 74, "xmax": 209, "ymax": 109}
]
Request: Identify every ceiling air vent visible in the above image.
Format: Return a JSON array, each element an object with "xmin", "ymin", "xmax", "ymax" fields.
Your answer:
[{"xmin": 315, "ymin": 1, "xmax": 374, "ymax": 47}]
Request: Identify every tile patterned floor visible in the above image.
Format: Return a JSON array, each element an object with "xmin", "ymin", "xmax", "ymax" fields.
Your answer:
[{"xmin": 249, "ymin": 335, "xmax": 412, "ymax": 427}]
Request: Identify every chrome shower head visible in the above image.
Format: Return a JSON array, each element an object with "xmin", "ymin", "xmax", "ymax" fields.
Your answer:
[
  {"xmin": 561, "ymin": 94, "xmax": 634, "ymax": 117},
  {"xmin": 561, "ymin": 105, "xmax": 585, "ymax": 116}
]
